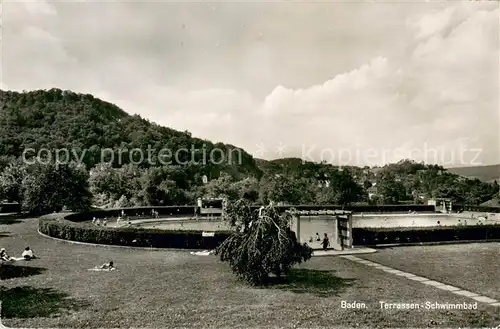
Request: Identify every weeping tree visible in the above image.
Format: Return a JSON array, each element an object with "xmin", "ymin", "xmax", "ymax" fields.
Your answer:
[{"xmin": 215, "ymin": 199, "xmax": 313, "ymax": 285}]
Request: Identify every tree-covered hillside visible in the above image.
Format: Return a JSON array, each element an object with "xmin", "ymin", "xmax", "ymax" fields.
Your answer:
[
  {"xmin": 256, "ymin": 158, "xmax": 499, "ymax": 206},
  {"xmin": 0, "ymin": 88, "xmax": 261, "ymax": 179},
  {"xmin": 0, "ymin": 89, "xmax": 498, "ymax": 214}
]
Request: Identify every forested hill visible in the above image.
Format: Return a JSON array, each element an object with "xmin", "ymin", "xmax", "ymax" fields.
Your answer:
[{"xmin": 0, "ymin": 89, "xmax": 261, "ymax": 179}]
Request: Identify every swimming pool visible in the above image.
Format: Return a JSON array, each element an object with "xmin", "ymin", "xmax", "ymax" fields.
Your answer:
[
  {"xmin": 353, "ymin": 213, "xmax": 499, "ymax": 228},
  {"xmin": 130, "ymin": 213, "xmax": 499, "ymax": 230}
]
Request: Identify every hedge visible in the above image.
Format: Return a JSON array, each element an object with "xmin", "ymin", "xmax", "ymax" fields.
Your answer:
[
  {"xmin": 353, "ymin": 225, "xmax": 500, "ymax": 245},
  {"xmin": 39, "ymin": 214, "xmax": 231, "ymax": 249},
  {"xmin": 452, "ymin": 205, "xmax": 500, "ymax": 213},
  {"xmin": 0, "ymin": 203, "xmax": 21, "ymax": 213}
]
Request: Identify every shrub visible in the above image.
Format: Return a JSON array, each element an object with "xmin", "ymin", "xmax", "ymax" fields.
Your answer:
[{"xmin": 216, "ymin": 201, "xmax": 313, "ymax": 285}]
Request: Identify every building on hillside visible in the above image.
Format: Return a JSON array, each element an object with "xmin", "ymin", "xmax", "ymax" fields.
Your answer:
[
  {"xmin": 367, "ymin": 185, "xmax": 379, "ymax": 200},
  {"xmin": 318, "ymin": 180, "xmax": 330, "ymax": 188},
  {"xmin": 411, "ymin": 191, "xmax": 426, "ymax": 201}
]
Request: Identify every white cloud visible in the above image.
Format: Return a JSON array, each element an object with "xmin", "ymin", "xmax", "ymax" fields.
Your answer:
[
  {"xmin": 2, "ymin": 2, "xmax": 499, "ymax": 166},
  {"xmin": 22, "ymin": 0, "xmax": 57, "ymax": 16}
]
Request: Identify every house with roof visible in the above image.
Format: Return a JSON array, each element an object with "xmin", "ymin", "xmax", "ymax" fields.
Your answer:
[{"xmin": 367, "ymin": 184, "xmax": 379, "ymax": 200}]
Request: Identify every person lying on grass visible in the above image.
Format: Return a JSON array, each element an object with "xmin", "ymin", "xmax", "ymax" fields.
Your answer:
[
  {"xmin": 21, "ymin": 247, "xmax": 36, "ymax": 260},
  {"xmin": 88, "ymin": 261, "xmax": 116, "ymax": 271},
  {"xmin": 101, "ymin": 261, "xmax": 114, "ymax": 269},
  {"xmin": 98, "ymin": 261, "xmax": 115, "ymax": 270},
  {"xmin": 0, "ymin": 248, "xmax": 12, "ymax": 261}
]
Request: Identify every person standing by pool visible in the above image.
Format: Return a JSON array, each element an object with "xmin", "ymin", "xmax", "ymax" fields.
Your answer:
[
  {"xmin": 315, "ymin": 233, "xmax": 321, "ymax": 241},
  {"xmin": 322, "ymin": 233, "xmax": 330, "ymax": 251},
  {"xmin": 196, "ymin": 198, "xmax": 202, "ymax": 218}
]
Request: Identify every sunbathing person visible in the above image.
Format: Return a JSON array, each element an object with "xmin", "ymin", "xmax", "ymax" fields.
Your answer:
[
  {"xmin": 100, "ymin": 261, "xmax": 114, "ymax": 270},
  {"xmin": 88, "ymin": 261, "xmax": 116, "ymax": 271},
  {"xmin": 0, "ymin": 248, "xmax": 12, "ymax": 261},
  {"xmin": 22, "ymin": 247, "xmax": 36, "ymax": 260}
]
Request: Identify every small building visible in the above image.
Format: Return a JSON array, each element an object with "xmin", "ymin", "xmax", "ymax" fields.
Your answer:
[
  {"xmin": 288, "ymin": 210, "xmax": 353, "ymax": 250},
  {"xmin": 317, "ymin": 180, "xmax": 330, "ymax": 188},
  {"xmin": 427, "ymin": 198, "xmax": 452, "ymax": 213},
  {"xmin": 197, "ymin": 197, "xmax": 226, "ymax": 217},
  {"xmin": 367, "ymin": 186, "xmax": 378, "ymax": 200},
  {"xmin": 411, "ymin": 191, "xmax": 426, "ymax": 200}
]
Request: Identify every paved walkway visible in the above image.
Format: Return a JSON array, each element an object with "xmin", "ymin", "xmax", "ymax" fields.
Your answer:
[
  {"xmin": 312, "ymin": 247, "xmax": 376, "ymax": 256},
  {"xmin": 189, "ymin": 247, "xmax": 377, "ymax": 257},
  {"xmin": 340, "ymin": 255, "xmax": 500, "ymax": 308}
]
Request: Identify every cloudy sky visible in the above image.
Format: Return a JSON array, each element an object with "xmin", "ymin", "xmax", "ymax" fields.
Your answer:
[{"xmin": 2, "ymin": 0, "xmax": 499, "ymax": 167}]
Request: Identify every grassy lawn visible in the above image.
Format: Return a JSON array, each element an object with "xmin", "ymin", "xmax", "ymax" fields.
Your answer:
[
  {"xmin": 0, "ymin": 218, "xmax": 498, "ymax": 328},
  {"xmin": 359, "ymin": 243, "xmax": 500, "ymax": 300}
]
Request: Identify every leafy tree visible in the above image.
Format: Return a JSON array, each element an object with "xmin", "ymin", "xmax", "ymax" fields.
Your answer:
[
  {"xmin": 315, "ymin": 169, "xmax": 363, "ymax": 206},
  {"xmin": 330, "ymin": 169, "xmax": 363, "ymax": 206},
  {"xmin": 22, "ymin": 161, "xmax": 92, "ymax": 214},
  {"xmin": 89, "ymin": 163, "xmax": 143, "ymax": 206},
  {"xmin": 199, "ymin": 172, "xmax": 239, "ymax": 201},
  {"xmin": 0, "ymin": 162, "xmax": 26, "ymax": 204},
  {"xmin": 376, "ymin": 172, "xmax": 407, "ymax": 204},
  {"xmin": 89, "ymin": 163, "xmax": 122, "ymax": 201},
  {"xmin": 115, "ymin": 195, "xmax": 131, "ymax": 208},
  {"xmin": 216, "ymin": 200, "xmax": 312, "ymax": 285},
  {"xmin": 263, "ymin": 174, "xmax": 315, "ymax": 205},
  {"xmin": 139, "ymin": 166, "xmax": 189, "ymax": 206},
  {"xmin": 0, "ymin": 155, "xmax": 16, "ymax": 172},
  {"xmin": 363, "ymin": 180, "xmax": 372, "ymax": 190},
  {"xmin": 491, "ymin": 180, "xmax": 499, "ymax": 196},
  {"xmin": 231, "ymin": 177, "xmax": 260, "ymax": 203}
]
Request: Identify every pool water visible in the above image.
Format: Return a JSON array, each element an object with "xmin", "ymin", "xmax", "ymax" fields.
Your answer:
[
  {"xmin": 297, "ymin": 216, "xmax": 339, "ymax": 249},
  {"xmin": 134, "ymin": 214, "xmax": 498, "ymax": 230},
  {"xmin": 136, "ymin": 220, "xmax": 231, "ymax": 231},
  {"xmin": 354, "ymin": 214, "xmax": 499, "ymax": 228},
  {"xmin": 103, "ymin": 213, "xmax": 499, "ymax": 250}
]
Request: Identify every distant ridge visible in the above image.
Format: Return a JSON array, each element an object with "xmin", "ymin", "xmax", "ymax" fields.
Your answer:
[{"xmin": 446, "ymin": 164, "xmax": 500, "ymax": 183}]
